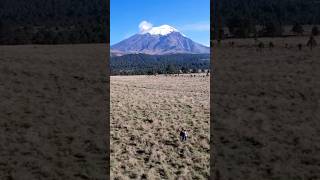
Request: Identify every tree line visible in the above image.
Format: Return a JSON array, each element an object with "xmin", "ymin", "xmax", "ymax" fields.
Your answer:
[
  {"xmin": 0, "ymin": 0, "xmax": 107, "ymax": 44},
  {"xmin": 3, "ymin": 0, "xmax": 319, "ymax": 44},
  {"xmin": 215, "ymin": 0, "xmax": 320, "ymax": 39},
  {"xmin": 110, "ymin": 54, "xmax": 210, "ymax": 76}
]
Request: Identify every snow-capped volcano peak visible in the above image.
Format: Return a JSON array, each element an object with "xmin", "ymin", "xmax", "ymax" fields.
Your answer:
[
  {"xmin": 111, "ymin": 21, "xmax": 209, "ymax": 55},
  {"xmin": 141, "ymin": 24, "xmax": 184, "ymax": 36}
]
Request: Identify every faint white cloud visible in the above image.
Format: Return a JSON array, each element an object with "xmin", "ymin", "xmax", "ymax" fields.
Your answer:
[
  {"xmin": 123, "ymin": 32, "xmax": 135, "ymax": 39},
  {"xmin": 179, "ymin": 22, "xmax": 210, "ymax": 32},
  {"xmin": 139, "ymin": 20, "xmax": 153, "ymax": 33}
]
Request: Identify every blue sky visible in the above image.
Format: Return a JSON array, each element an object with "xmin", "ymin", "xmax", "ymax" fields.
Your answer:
[{"xmin": 110, "ymin": 0, "xmax": 210, "ymax": 46}]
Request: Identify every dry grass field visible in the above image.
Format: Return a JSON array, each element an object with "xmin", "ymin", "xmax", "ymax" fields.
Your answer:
[
  {"xmin": 213, "ymin": 36, "xmax": 320, "ymax": 179},
  {"xmin": 110, "ymin": 74, "xmax": 210, "ymax": 179},
  {"xmin": 0, "ymin": 44, "xmax": 108, "ymax": 179}
]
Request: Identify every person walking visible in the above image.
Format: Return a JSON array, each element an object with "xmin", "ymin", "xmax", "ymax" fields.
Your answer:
[
  {"xmin": 307, "ymin": 35, "xmax": 317, "ymax": 50},
  {"xmin": 183, "ymin": 130, "xmax": 188, "ymax": 141},
  {"xmin": 180, "ymin": 129, "xmax": 188, "ymax": 141}
]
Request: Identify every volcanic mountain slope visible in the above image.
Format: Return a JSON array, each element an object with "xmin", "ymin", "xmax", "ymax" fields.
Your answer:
[{"xmin": 111, "ymin": 24, "xmax": 210, "ymax": 55}]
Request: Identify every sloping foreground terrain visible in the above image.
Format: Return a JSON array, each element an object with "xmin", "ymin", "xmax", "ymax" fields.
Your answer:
[
  {"xmin": 213, "ymin": 37, "xmax": 320, "ymax": 179},
  {"xmin": 111, "ymin": 74, "xmax": 210, "ymax": 179},
  {"xmin": 0, "ymin": 44, "xmax": 108, "ymax": 179}
]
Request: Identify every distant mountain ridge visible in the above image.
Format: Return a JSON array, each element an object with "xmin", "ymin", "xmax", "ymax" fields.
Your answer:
[{"xmin": 111, "ymin": 24, "xmax": 210, "ymax": 56}]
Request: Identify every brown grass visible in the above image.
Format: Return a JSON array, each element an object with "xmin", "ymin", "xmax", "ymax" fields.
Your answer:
[
  {"xmin": 0, "ymin": 44, "xmax": 108, "ymax": 179},
  {"xmin": 111, "ymin": 74, "xmax": 210, "ymax": 179},
  {"xmin": 213, "ymin": 36, "xmax": 320, "ymax": 179}
]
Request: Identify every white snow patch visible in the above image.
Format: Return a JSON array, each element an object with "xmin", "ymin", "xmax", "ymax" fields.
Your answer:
[
  {"xmin": 138, "ymin": 22, "xmax": 186, "ymax": 36},
  {"xmin": 147, "ymin": 25, "xmax": 179, "ymax": 35}
]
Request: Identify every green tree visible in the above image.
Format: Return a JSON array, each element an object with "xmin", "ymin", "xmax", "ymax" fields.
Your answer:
[
  {"xmin": 261, "ymin": 22, "xmax": 283, "ymax": 37},
  {"xmin": 227, "ymin": 16, "xmax": 255, "ymax": 38},
  {"xmin": 292, "ymin": 23, "xmax": 304, "ymax": 35},
  {"xmin": 181, "ymin": 67, "xmax": 188, "ymax": 73},
  {"xmin": 312, "ymin": 26, "xmax": 319, "ymax": 36},
  {"xmin": 166, "ymin": 64, "xmax": 176, "ymax": 74},
  {"xmin": 192, "ymin": 68, "xmax": 198, "ymax": 73}
]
